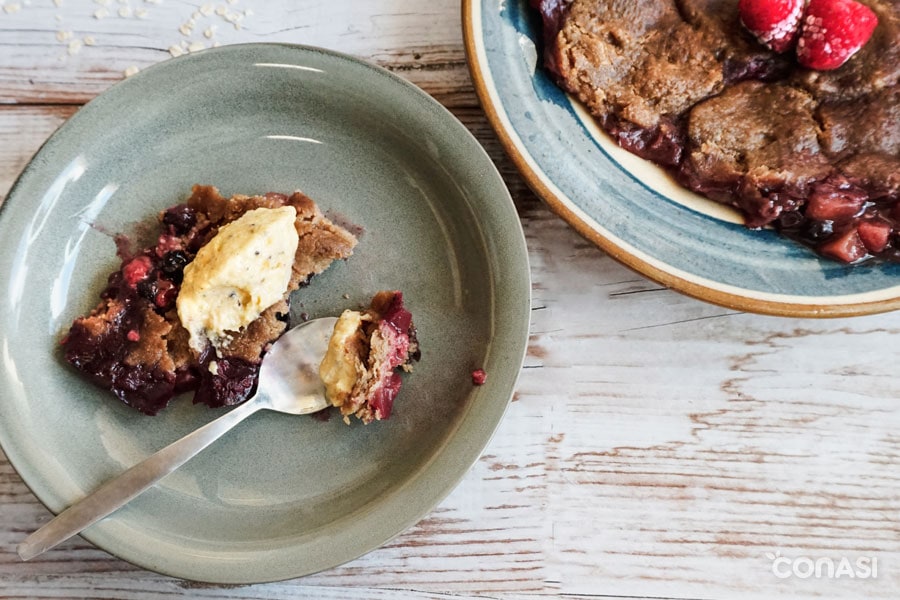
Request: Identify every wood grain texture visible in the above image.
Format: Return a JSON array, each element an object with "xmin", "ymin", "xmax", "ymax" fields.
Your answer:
[
  {"xmin": 0, "ymin": 0, "xmax": 473, "ymax": 107},
  {"xmin": 2, "ymin": 1, "xmax": 899, "ymax": 599}
]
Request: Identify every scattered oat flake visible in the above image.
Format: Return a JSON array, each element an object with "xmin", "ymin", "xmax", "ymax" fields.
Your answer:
[
  {"xmin": 168, "ymin": 44, "xmax": 183, "ymax": 57},
  {"xmin": 124, "ymin": 65, "xmax": 140, "ymax": 77},
  {"xmin": 3, "ymin": 3, "xmax": 22, "ymax": 13},
  {"xmin": 212, "ymin": 40, "xmax": 220, "ymax": 47},
  {"xmin": 53, "ymin": 0, "xmax": 63, "ymax": 6},
  {"xmin": 135, "ymin": 7, "xmax": 147, "ymax": 17},
  {"xmin": 178, "ymin": 23, "xmax": 192, "ymax": 35},
  {"xmin": 118, "ymin": 6, "xmax": 130, "ymax": 17},
  {"xmin": 200, "ymin": 2, "xmax": 213, "ymax": 15},
  {"xmin": 56, "ymin": 30, "xmax": 73, "ymax": 42},
  {"xmin": 94, "ymin": 7, "xmax": 109, "ymax": 18},
  {"xmin": 215, "ymin": 5, "xmax": 226, "ymax": 15},
  {"xmin": 55, "ymin": 13, "xmax": 63, "ymax": 21},
  {"xmin": 67, "ymin": 39, "xmax": 83, "ymax": 55},
  {"xmin": 203, "ymin": 26, "xmax": 215, "ymax": 38},
  {"xmin": 84, "ymin": 35, "xmax": 96, "ymax": 45},
  {"xmin": 187, "ymin": 41, "xmax": 205, "ymax": 52}
]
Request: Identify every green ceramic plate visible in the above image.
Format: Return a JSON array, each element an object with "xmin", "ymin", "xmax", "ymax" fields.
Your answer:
[{"xmin": 0, "ymin": 44, "xmax": 530, "ymax": 583}]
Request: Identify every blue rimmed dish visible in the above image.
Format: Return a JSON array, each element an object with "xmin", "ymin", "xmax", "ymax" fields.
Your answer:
[{"xmin": 463, "ymin": 0, "xmax": 900, "ymax": 317}]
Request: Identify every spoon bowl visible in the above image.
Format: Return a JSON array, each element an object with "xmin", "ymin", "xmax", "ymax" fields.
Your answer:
[
  {"xmin": 18, "ymin": 316, "xmax": 338, "ymax": 561},
  {"xmin": 257, "ymin": 316, "xmax": 337, "ymax": 415}
]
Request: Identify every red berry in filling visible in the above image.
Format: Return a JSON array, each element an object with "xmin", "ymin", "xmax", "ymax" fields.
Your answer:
[
  {"xmin": 472, "ymin": 369, "xmax": 487, "ymax": 386},
  {"xmin": 154, "ymin": 280, "xmax": 177, "ymax": 309},
  {"xmin": 122, "ymin": 255, "xmax": 152, "ymax": 287},
  {"xmin": 819, "ymin": 228, "xmax": 868, "ymax": 263},
  {"xmin": 739, "ymin": 0, "xmax": 805, "ymax": 53},
  {"xmin": 857, "ymin": 219, "xmax": 892, "ymax": 253},
  {"xmin": 369, "ymin": 372, "xmax": 402, "ymax": 420},
  {"xmin": 796, "ymin": 0, "xmax": 879, "ymax": 70},
  {"xmin": 381, "ymin": 291, "xmax": 412, "ymax": 333},
  {"xmin": 804, "ymin": 183, "xmax": 867, "ymax": 222},
  {"xmin": 155, "ymin": 234, "xmax": 183, "ymax": 257},
  {"xmin": 127, "ymin": 329, "xmax": 141, "ymax": 342}
]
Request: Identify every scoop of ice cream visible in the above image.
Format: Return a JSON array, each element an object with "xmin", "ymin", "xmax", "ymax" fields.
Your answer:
[{"xmin": 177, "ymin": 206, "xmax": 299, "ymax": 354}]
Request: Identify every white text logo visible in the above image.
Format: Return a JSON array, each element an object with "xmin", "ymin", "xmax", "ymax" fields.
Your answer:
[{"xmin": 767, "ymin": 551, "xmax": 878, "ymax": 579}]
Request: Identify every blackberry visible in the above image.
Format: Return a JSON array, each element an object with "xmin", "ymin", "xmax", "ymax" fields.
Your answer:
[
  {"xmin": 803, "ymin": 220, "xmax": 834, "ymax": 241},
  {"xmin": 162, "ymin": 204, "xmax": 197, "ymax": 235},
  {"xmin": 137, "ymin": 278, "xmax": 159, "ymax": 302},
  {"xmin": 160, "ymin": 250, "xmax": 190, "ymax": 283}
]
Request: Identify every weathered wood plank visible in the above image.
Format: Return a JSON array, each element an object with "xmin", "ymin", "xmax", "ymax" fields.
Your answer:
[
  {"xmin": 0, "ymin": 0, "xmax": 474, "ymax": 107},
  {"xmin": 0, "ymin": 104, "xmax": 76, "ymax": 200}
]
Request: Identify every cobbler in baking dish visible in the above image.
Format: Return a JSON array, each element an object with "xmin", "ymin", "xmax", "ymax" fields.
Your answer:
[{"xmin": 533, "ymin": 0, "xmax": 899, "ymax": 263}]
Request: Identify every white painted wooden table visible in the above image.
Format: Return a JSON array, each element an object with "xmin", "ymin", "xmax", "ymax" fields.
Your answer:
[{"xmin": 2, "ymin": 1, "xmax": 899, "ymax": 598}]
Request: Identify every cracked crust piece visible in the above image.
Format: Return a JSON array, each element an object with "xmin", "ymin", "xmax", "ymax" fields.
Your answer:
[
  {"xmin": 538, "ymin": 0, "xmax": 725, "ymax": 165},
  {"xmin": 63, "ymin": 185, "xmax": 358, "ymax": 415},
  {"xmin": 680, "ymin": 81, "xmax": 831, "ymax": 226}
]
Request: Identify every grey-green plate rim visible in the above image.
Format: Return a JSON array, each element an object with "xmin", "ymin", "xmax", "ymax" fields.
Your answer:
[{"xmin": 0, "ymin": 42, "xmax": 532, "ymax": 583}]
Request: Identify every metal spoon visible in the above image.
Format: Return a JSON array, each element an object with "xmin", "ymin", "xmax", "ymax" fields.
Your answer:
[{"xmin": 18, "ymin": 316, "xmax": 337, "ymax": 561}]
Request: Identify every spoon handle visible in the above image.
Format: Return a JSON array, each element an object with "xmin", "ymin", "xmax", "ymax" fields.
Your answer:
[{"xmin": 18, "ymin": 398, "xmax": 264, "ymax": 561}]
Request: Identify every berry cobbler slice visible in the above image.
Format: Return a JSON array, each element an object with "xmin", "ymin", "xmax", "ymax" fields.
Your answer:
[
  {"xmin": 63, "ymin": 185, "xmax": 357, "ymax": 415},
  {"xmin": 319, "ymin": 291, "xmax": 420, "ymax": 424}
]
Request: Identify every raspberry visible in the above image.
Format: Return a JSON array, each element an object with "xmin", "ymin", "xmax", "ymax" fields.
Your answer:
[
  {"xmin": 797, "ymin": 0, "xmax": 879, "ymax": 70},
  {"xmin": 472, "ymin": 369, "xmax": 487, "ymax": 386},
  {"xmin": 739, "ymin": 0, "xmax": 804, "ymax": 53},
  {"xmin": 154, "ymin": 233, "xmax": 183, "ymax": 257},
  {"xmin": 122, "ymin": 256, "xmax": 152, "ymax": 287}
]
